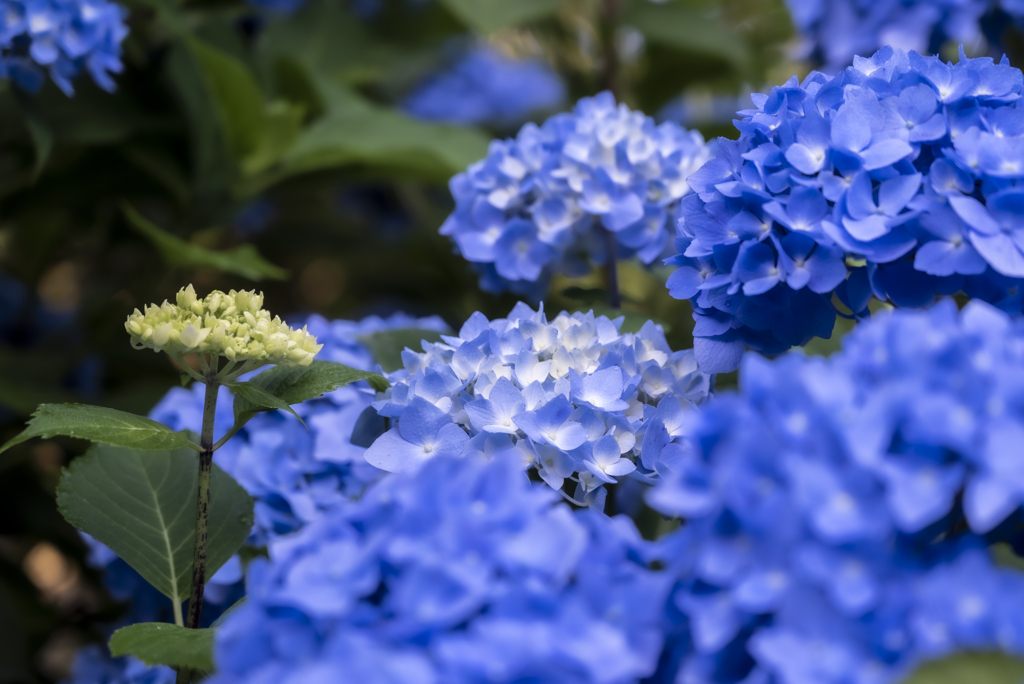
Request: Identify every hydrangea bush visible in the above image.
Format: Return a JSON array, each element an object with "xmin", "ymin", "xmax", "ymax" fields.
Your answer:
[
  {"xmin": 209, "ymin": 453, "xmax": 669, "ymax": 684},
  {"xmin": 364, "ymin": 303, "xmax": 711, "ymax": 508},
  {"xmin": 649, "ymin": 300, "xmax": 1024, "ymax": 683},
  {"xmin": 669, "ymin": 46, "xmax": 1024, "ymax": 372},
  {"xmin": 443, "ymin": 92, "xmax": 713, "ymax": 297},
  {"xmin": 0, "ymin": 0, "xmax": 128, "ymax": 94}
]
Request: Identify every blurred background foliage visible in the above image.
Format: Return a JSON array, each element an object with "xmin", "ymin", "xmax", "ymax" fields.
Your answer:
[{"xmin": 0, "ymin": 0, "xmax": 798, "ymax": 679}]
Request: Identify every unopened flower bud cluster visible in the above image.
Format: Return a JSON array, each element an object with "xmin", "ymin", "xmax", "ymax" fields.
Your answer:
[{"xmin": 124, "ymin": 285, "xmax": 322, "ymax": 367}]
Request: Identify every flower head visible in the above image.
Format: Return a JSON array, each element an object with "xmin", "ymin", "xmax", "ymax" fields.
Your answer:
[
  {"xmin": 124, "ymin": 284, "xmax": 322, "ymax": 371},
  {"xmin": 670, "ymin": 47, "xmax": 1024, "ymax": 372},
  {"xmin": 0, "ymin": 0, "xmax": 128, "ymax": 95},
  {"xmin": 364, "ymin": 302, "xmax": 712, "ymax": 508},
  {"xmin": 444, "ymin": 92, "xmax": 713, "ymax": 296}
]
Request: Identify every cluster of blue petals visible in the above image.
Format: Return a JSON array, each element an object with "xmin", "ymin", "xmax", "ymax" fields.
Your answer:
[
  {"xmin": 64, "ymin": 646, "xmax": 173, "ymax": 684},
  {"xmin": 648, "ymin": 300, "xmax": 1024, "ymax": 683},
  {"xmin": 786, "ymin": 0, "xmax": 1024, "ymax": 71},
  {"xmin": 669, "ymin": 47, "xmax": 1024, "ymax": 373},
  {"xmin": 365, "ymin": 303, "xmax": 711, "ymax": 509},
  {"xmin": 444, "ymin": 92, "xmax": 712, "ymax": 297},
  {"xmin": 210, "ymin": 453, "xmax": 669, "ymax": 684},
  {"xmin": 403, "ymin": 44, "xmax": 565, "ymax": 128},
  {"xmin": 0, "ymin": 0, "xmax": 127, "ymax": 94}
]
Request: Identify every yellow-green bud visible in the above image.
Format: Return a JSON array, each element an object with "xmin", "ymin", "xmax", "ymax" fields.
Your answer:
[{"xmin": 125, "ymin": 284, "xmax": 323, "ymax": 368}]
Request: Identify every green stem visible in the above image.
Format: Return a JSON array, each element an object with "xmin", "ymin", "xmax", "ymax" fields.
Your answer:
[
  {"xmin": 185, "ymin": 377, "xmax": 218, "ymax": 630},
  {"xmin": 604, "ymin": 227, "xmax": 622, "ymax": 310}
]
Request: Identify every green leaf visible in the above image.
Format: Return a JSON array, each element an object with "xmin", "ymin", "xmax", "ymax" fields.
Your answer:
[
  {"xmin": 22, "ymin": 108, "xmax": 52, "ymax": 181},
  {"xmin": 440, "ymin": 0, "xmax": 562, "ymax": 32},
  {"xmin": 899, "ymin": 652, "xmax": 1024, "ymax": 684},
  {"xmin": 56, "ymin": 444, "xmax": 254, "ymax": 607},
  {"xmin": 188, "ymin": 37, "xmax": 267, "ymax": 160},
  {"xmin": 358, "ymin": 328, "xmax": 445, "ymax": 373},
  {"xmin": 225, "ymin": 381, "xmax": 305, "ymax": 427},
  {"xmin": 622, "ymin": 1, "xmax": 748, "ymax": 68},
  {"xmin": 247, "ymin": 83, "xmax": 488, "ymax": 191},
  {"xmin": 0, "ymin": 404, "xmax": 190, "ymax": 454},
  {"xmin": 233, "ymin": 360, "xmax": 388, "ymax": 426},
  {"xmin": 122, "ymin": 202, "xmax": 288, "ymax": 281},
  {"xmin": 109, "ymin": 623, "xmax": 214, "ymax": 673}
]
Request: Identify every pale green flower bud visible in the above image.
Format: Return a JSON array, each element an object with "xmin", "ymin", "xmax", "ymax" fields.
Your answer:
[{"xmin": 124, "ymin": 285, "xmax": 323, "ymax": 370}]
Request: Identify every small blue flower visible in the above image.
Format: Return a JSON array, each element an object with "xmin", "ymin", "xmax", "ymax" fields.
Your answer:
[
  {"xmin": 403, "ymin": 43, "xmax": 564, "ymax": 128},
  {"xmin": 0, "ymin": 0, "xmax": 128, "ymax": 94}
]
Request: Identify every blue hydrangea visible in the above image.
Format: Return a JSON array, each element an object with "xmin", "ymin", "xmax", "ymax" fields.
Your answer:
[
  {"xmin": 787, "ymin": 0, "xmax": 1024, "ymax": 71},
  {"xmin": 209, "ymin": 453, "xmax": 670, "ymax": 684},
  {"xmin": 669, "ymin": 46, "xmax": 1024, "ymax": 373},
  {"xmin": 365, "ymin": 303, "xmax": 711, "ymax": 509},
  {"xmin": 0, "ymin": 0, "xmax": 128, "ymax": 95},
  {"xmin": 402, "ymin": 44, "xmax": 565, "ymax": 128},
  {"xmin": 647, "ymin": 300, "xmax": 1024, "ymax": 683},
  {"xmin": 443, "ymin": 92, "xmax": 713, "ymax": 297},
  {"xmin": 64, "ymin": 646, "xmax": 174, "ymax": 684}
]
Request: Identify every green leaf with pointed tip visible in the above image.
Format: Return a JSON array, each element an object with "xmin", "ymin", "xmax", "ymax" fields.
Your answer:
[
  {"xmin": 440, "ymin": 0, "xmax": 562, "ymax": 32},
  {"xmin": 225, "ymin": 381, "xmax": 305, "ymax": 427},
  {"xmin": 899, "ymin": 652, "xmax": 1024, "ymax": 684},
  {"xmin": 109, "ymin": 623, "xmax": 214, "ymax": 673},
  {"xmin": 622, "ymin": 1, "xmax": 748, "ymax": 68},
  {"xmin": 122, "ymin": 202, "xmax": 288, "ymax": 281},
  {"xmin": 188, "ymin": 37, "xmax": 266, "ymax": 160},
  {"xmin": 56, "ymin": 444, "xmax": 254, "ymax": 607},
  {"xmin": 358, "ymin": 328, "xmax": 446, "ymax": 373},
  {"xmin": 0, "ymin": 404, "xmax": 190, "ymax": 455},
  {"xmin": 233, "ymin": 360, "xmax": 388, "ymax": 427}
]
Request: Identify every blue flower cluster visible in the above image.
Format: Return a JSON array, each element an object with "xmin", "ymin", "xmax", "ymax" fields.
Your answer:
[
  {"xmin": 648, "ymin": 300, "xmax": 1024, "ymax": 683},
  {"xmin": 65, "ymin": 646, "xmax": 173, "ymax": 684},
  {"xmin": 402, "ymin": 44, "xmax": 565, "ymax": 128},
  {"xmin": 787, "ymin": 0, "xmax": 1024, "ymax": 71},
  {"xmin": 365, "ymin": 303, "xmax": 711, "ymax": 508},
  {"xmin": 444, "ymin": 92, "xmax": 713, "ymax": 296},
  {"xmin": 669, "ymin": 47, "xmax": 1024, "ymax": 373},
  {"xmin": 0, "ymin": 0, "xmax": 128, "ymax": 95},
  {"xmin": 210, "ymin": 453, "xmax": 669, "ymax": 684}
]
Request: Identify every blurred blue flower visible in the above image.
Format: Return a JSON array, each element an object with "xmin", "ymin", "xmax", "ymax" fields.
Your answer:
[
  {"xmin": 786, "ymin": 0, "xmax": 1024, "ymax": 71},
  {"xmin": 403, "ymin": 44, "xmax": 564, "ymax": 128},
  {"xmin": 210, "ymin": 453, "xmax": 670, "ymax": 684},
  {"xmin": 444, "ymin": 92, "xmax": 713, "ymax": 295},
  {"xmin": 365, "ymin": 303, "xmax": 711, "ymax": 508},
  {"xmin": 648, "ymin": 300, "xmax": 1024, "ymax": 683},
  {"xmin": 0, "ymin": 0, "xmax": 128, "ymax": 95},
  {"xmin": 64, "ymin": 646, "xmax": 174, "ymax": 684},
  {"xmin": 669, "ymin": 47, "xmax": 1024, "ymax": 372}
]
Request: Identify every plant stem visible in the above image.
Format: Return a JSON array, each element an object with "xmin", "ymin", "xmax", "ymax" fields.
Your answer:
[
  {"xmin": 604, "ymin": 227, "xmax": 622, "ymax": 310},
  {"xmin": 185, "ymin": 376, "xmax": 218, "ymax": 630},
  {"xmin": 600, "ymin": 0, "xmax": 620, "ymax": 98}
]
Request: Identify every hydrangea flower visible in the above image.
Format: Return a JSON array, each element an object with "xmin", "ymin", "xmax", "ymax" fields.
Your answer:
[
  {"xmin": 125, "ymin": 285, "xmax": 322, "ymax": 371},
  {"xmin": 669, "ymin": 46, "xmax": 1024, "ymax": 372},
  {"xmin": 210, "ymin": 453, "xmax": 670, "ymax": 684},
  {"xmin": 0, "ymin": 0, "xmax": 128, "ymax": 95},
  {"xmin": 63, "ymin": 646, "xmax": 173, "ymax": 684},
  {"xmin": 647, "ymin": 300, "xmax": 1024, "ymax": 683},
  {"xmin": 403, "ymin": 44, "xmax": 565, "ymax": 128},
  {"xmin": 365, "ymin": 303, "xmax": 711, "ymax": 508},
  {"xmin": 787, "ymin": 0, "xmax": 1024, "ymax": 71},
  {"xmin": 443, "ymin": 92, "xmax": 713, "ymax": 297}
]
